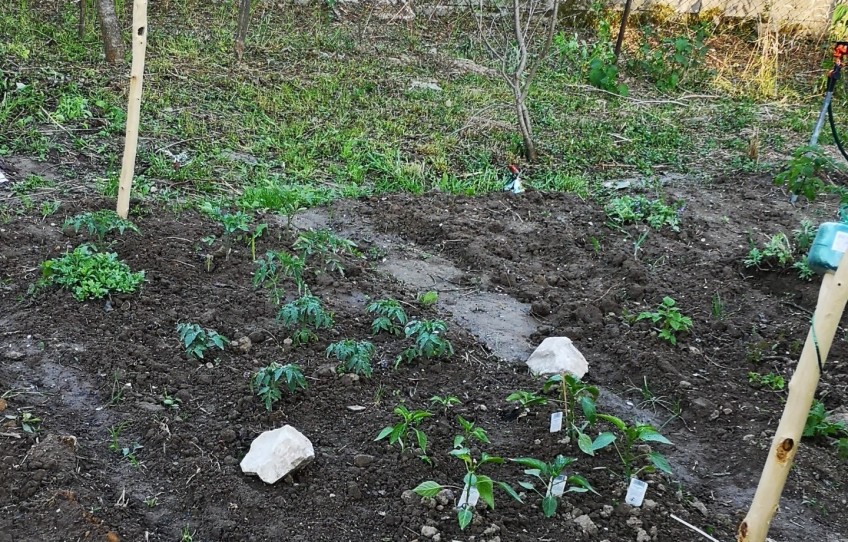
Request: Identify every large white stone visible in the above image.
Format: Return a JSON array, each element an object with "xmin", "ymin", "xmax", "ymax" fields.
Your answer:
[
  {"xmin": 240, "ymin": 425, "xmax": 314, "ymax": 484},
  {"xmin": 526, "ymin": 337, "xmax": 588, "ymax": 378}
]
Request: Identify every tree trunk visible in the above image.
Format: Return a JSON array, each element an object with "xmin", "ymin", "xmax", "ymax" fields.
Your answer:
[
  {"xmin": 96, "ymin": 0, "xmax": 124, "ymax": 63},
  {"xmin": 235, "ymin": 0, "xmax": 251, "ymax": 61}
]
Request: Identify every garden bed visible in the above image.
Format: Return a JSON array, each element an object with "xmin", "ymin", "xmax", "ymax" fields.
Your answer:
[{"xmin": 1, "ymin": 173, "xmax": 847, "ymax": 542}]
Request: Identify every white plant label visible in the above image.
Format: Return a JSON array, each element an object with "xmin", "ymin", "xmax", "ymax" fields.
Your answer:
[
  {"xmin": 457, "ymin": 484, "xmax": 479, "ymax": 508},
  {"xmin": 550, "ymin": 475, "xmax": 566, "ymax": 497},
  {"xmin": 549, "ymin": 411, "xmax": 563, "ymax": 433},
  {"xmin": 625, "ymin": 478, "xmax": 648, "ymax": 507},
  {"xmin": 834, "ymin": 231, "xmax": 848, "ymax": 253}
]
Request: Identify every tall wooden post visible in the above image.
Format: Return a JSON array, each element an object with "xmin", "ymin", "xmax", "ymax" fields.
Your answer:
[{"xmin": 116, "ymin": 0, "xmax": 148, "ymax": 219}]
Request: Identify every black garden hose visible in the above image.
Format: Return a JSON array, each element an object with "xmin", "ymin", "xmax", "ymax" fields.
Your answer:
[{"xmin": 828, "ymin": 98, "xmax": 848, "ymax": 164}]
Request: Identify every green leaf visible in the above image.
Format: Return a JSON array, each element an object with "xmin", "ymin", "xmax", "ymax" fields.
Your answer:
[
  {"xmin": 638, "ymin": 427, "xmax": 672, "ymax": 445},
  {"xmin": 597, "ymin": 413, "xmax": 627, "ymax": 431},
  {"xmin": 577, "ymin": 433, "xmax": 594, "ymax": 456},
  {"xmin": 511, "ymin": 457, "xmax": 547, "ymax": 472},
  {"xmin": 414, "ymin": 428, "xmax": 427, "ymax": 453},
  {"xmin": 497, "ymin": 481, "xmax": 523, "ymax": 503},
  {"xmin": 567, "ymin": 474, "xmax": 598, "ymax": 495},
  {"xmin": 412, "ymin": 481, "xmax": 443, "ymax": 497},
  {"xmin": 457, "ymin": 507, "xmax": 472, "ymax": 530},
  {"xmin": 476, "ymin": 475, "xmax": 495, "ymax": 509},
  {"xmin": 518, "ymin": 481, "xmax": 536, "ymax": 490},
  {"xmin": 542, "ymin": 494, "xmax": 558, "ymax": 517},
  {"xmin": 375, "ymin": 426, "xmax": 393, "ymax": 441},
  {"xmin": 580, "ymin": 396, "xmax": 597, "ymax": 423},
  {"xmin": 592, "ymin": 432, "xmax": 617, "ymax": 451},
  {"xmin": 648, "ymin": 451, "xmax": 673, "ymax": 474}
]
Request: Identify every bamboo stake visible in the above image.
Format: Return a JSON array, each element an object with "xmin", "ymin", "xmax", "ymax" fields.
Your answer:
[
  {"xmin": 116, "ymin": 0, "xmax": 148, "ymax": 220},
  {"xmin": 737, "ymin": 249, "xmax": 848, "ymax": 541}
]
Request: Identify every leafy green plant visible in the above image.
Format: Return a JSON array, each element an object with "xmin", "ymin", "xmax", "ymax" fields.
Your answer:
[
  {"xmin": 456, "ymin": 415, "xmax": 491, "ymax": 446},
  {"xmin": 837, "ymin": 437, "xmax": 848, "ymax": 460},
  {"xmin": 253, "ymin": 362, "xmax": 306, "ymax": 410},
  {"xmin": 803, "ymin": 400, "xmax": 848, "ymax": 439},
  {"xmin": 636, "ymin": 296, "xmax": 693, "ymax": 345},
  {"xmin": 605, "ymin": 195, "xmax": 682, "ymax": 231},
  {"xmin": 511, "ymin": 455, "xmax": 596, "ymax": 517},
  {"xmin": 277, "ymin": 293, "xmax": 334, "ymax": 345},
  {"xmin": 793, "ymin": 220, "xmax": 818, "ymax": 253},
  {"xmin": 18, "ymin": 412, "xmax": 42, "ymax": 433},
  {"xmin": 413, "ymin": 421, "xmax": 520, "ymax": 530},
  {"xmin": 294, "ymin": 228, "xmax": 358, "ymax": 276},
  {"xmin": 774, "ymin": 145, "xmax": 844, "ymax": 202},
  {"xmin": 744, "ymin": 233, "xmax": 794, "ymax": 269},
  {"xmin": 326, "ymin": 340, "xmax": 375, "ymax": 377},
  {"xmin": 793, "ymin": 260, "xmax": 816, "ymax": 281},
  {"xmin": 417, "ymin": 290, "xmax": 439, "ymax": 307},
  {"xmin": 396, "ymin": 319, "xmax": 453, "ymax": 367},
  {"xmin": 367, "ymin": 298, "xmax": 408, "ymax": 336},
  {"xmin": 542, "ymin": 374, "xmax": 611, "ymax": 454},
  {"xmin": 37, "ymin": 244, "xmax": 145, "ymax": 301},
  {"xmin": 64, "ymin": 210, "xmax": 139, "ymax": 242},
  {"xmin": 589, "ymin": 57, "xmax": 628, "ymax": 95},
  {"xmin": 253, "ymin": 250, "xmax": 306, "ymax": 302},
  {"xmin": 375, "ymin": 404, "xmax": 432, "ymax": 455},
  {"xmin": 747, "ymin": 372, "xmax": 785, "ymax": 391},
  {"xmin": 597, "ymin": 414, "xmax": 673, "ymax": 478},
  {"xmin": 430, "ymin": 395, "xmax": 460, "ymax": 416},
  {"xmin": 628, "ymin": 27, "xmax": 708, "ymax": 91},
  {"xmin": 217, "ymin": 210, "xmax": 251, "ymax": 236},
  {"xmin": 121, "ymin": 442, "xmax": 143, "ymax": 466},
  {"xmin": 176, "ymin": 323, "xmax": 229, "ymax": 360},
  {"xmin": 710, "ymin": 292, "xmax": 725, "ymax": 320},
  {"xmin": 506, "ymin": 390, "xmax": 548, "ymax": 410},
  {"xmin": 108, "ymin": 422, "xmax": 127, "ymax": 453},
  {"xmin": 40, "ymin": 200, "xmax": 60, "ymax": 219}
]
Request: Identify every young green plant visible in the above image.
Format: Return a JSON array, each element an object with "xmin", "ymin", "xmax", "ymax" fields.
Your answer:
[
  {"xmin": 367, "ymin": 298, "xmax": 408, "ymax": 336},
  {"xmin": 636, "ymin": 297, "xmax": 693, "ymax": 345},
  {"xmin": 375, "ymin": 404, "xmax": 432, "ymax": 459},
  {"xmin": 597, "ymin": 414, "xmax": 673, "ymax": 478},
  {"xmin": 37, "ymin": 244, "xmax": 145, "ymax": 301},
  {"xmin": 326, "ymin": 340, "xmax": 375, "ymax": 377},
  {"xmin": 412, "ymin": 419, "xmax": 521, "ymax": 530},
  {"xmin": 511, "ymin": 455, "xmax": 596, "ymax": 517},
  {"xmin": 277, "ymin": 293, "xmax": 334, "ymax": 345},
  {"xmin": 253, "ymin": 362, "xmax": 306, "ymax": 410},
  {"xmin": 396, "ymin": 319, "xmax": 453, "ymax": 367},
  {"xmin": 176, "ymin": 323, "xmax": 228, "ymax": 360}
]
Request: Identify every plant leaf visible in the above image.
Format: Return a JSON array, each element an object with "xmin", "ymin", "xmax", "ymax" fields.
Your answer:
[
  {"xmin": 577, "ymin": 432, "xmax": 594, "ymax": 456},
  {"xmin": 511, "ymin": 457, "xmax": 547, "ymax": 472},
  {"xmin": 375, "ymin": 426, "xmax": 393, "ymax": 441},
  {"xmin": 648, "ymin": 451, "xmax": 673, "ymax": 474},
  {"xmin": 592, "ymin": 431, "xmax": 617, "ymax": 451},
  {"xmin": 497, "ymin": 481, "xmax": 523, "ymax": 503},
  {"xmin": 412, "ymin": 480, "xmax": 443, "ymax": 497},
  {"xmin": 542, "ymin": 494, "xmax": 558, "ymax": 517},
  {"xmin": 457, "ymin": 507, "xmax": 472, "ymax": 530},
  {"xmin": 476, "ymin": 475, "xmax": 495, "ymax": 509}
]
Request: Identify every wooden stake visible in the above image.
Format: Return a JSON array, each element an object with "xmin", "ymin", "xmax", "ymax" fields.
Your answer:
[
  {"xmin": 738, "ymin": 249, "xmax": 848, "ymax": 541},
  {"xmin": 116, "ymin": 0, "xmax": 148, "ymax": 220}
]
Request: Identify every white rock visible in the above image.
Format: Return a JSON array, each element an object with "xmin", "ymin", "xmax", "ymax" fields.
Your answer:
[
  {"xmin": 240, "ymin": 425, "xmax": 314, "ymax": 484},
  {"xmin": 526, "ymin": 337, "xmax": 588, "ymax": 377},
  {"xmin": 421, "ymin": 525, "xmax": 439, "ymax": 538}
]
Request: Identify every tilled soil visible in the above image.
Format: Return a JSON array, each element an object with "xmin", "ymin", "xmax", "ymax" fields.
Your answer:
[{"xmin": 1, "ymin": 174, "xmax": 847, "ymax": 542}]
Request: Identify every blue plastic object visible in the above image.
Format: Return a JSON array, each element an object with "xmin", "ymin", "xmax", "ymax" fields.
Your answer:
[{"xmin": 808, "ymin": 222, "xmax": 848, "ymax": 274}]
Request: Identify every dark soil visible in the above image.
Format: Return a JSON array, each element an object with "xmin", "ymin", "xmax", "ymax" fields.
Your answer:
[{"xmin": 2, "ymin": 174, "xmax": 848, "ymax": 542}]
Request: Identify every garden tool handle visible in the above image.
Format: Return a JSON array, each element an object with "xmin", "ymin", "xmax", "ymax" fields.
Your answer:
[{"xmin": 738, "ymin": 249, "xmax": 848, "ymax": 541}]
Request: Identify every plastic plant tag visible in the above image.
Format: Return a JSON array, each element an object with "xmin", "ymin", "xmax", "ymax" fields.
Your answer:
[
  {"xmin": 550, "ymin": 475, "xmax": 566, "ymax": 497},
  {"xmin": 625, "ymin": 478, "xmax": 648, "ymax": 507},
  {"xmin": 834, "ymin": 230, "xmax": 848, "ymax": 252},
  {"xmin": 457, "ymin": 484, "xmax": 479, "ymax": 508},
  {"xmin": 550, "ymin": 411, "xmax": 563, "ymax": 433}
]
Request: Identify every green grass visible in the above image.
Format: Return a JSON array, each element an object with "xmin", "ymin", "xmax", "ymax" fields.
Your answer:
[{"xmin": 0, "ymin": 2, "xmax": 836, "ymax": 210}]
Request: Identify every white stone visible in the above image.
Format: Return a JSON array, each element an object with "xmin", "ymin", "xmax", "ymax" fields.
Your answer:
[
  {"xmin": 240, "ymin": 425, "xmax": 314, "ymax": 484},
  {"xmin": 526, "ymin": 337, "xmax": 588, "ymax": 378}
]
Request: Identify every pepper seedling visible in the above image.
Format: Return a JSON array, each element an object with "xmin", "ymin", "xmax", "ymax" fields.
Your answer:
[{"xmin": 511, "ymin": 455, "xmax": 596, "ymax": 517}]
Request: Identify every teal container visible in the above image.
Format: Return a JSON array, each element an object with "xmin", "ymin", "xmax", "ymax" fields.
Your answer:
[{"xmin": 808, "ymin": 222, "xmax": 848, "ymax": 274}]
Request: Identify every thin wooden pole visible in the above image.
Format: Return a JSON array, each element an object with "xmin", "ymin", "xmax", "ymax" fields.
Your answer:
[
  {"xmin": 116, "ymin": 0, "xmax": 148, "ymax": 219},
  {"xmin": 613, "ymin": 0, "xmax": 633, "ymax": 62},
  {"xmin": 737, "ymin": 249, "xmax": 848, "ymax": 541}
]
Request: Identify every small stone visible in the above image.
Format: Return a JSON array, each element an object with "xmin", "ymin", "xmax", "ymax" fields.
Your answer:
[
  {"xmin": 573, "ymin": 514, "xmax": 597, "ymax": 535},
  {"xmin": 600, "ymin": 504, "xmax": 614, "ymax": 518},
  {"xmin": 283, "ymin": 337, "xmax": 293, "ymax": 346},
  {"xmin": 642, "ymin": 499, "xmax": 657, "ymax": 511},
  {"xmin": 742, "ymin": 434, "xmax": 755, "ymax": 442},
  {"xmin": 432, "ymin": 534, "xmax": 441, "ymax": 542},
  {"xmin": 483, "ymin": 524, "xmax": 500, "ymax": 535},
  {"xmin": 474, "ymin": 404, "xmax": 488, "ymax": 412},
  {"xmin": 240, "ymin": 425, "xmax": 314, "ymax": 484},
  {"xmin": 531, "ymin": 301, "xmax": 551, "ymax": 317},
  {"xmin": 315, "ymin": 363, "xmax": 337, "ymax": 377},
  {"xmin": 401, "ymin": 489, "xmax": 416, "ymax": 504},
  {"xmin": 679, "ymin": 381, "xmax": 692, "ymax": 388},
  {"xmin": 626, "ymin": 515, "xmax": 642, "ymax": 527},
  {"xmin": 723, "ymin": 408, "xmax": 733, "ymax": 415},
  {"xmin": 436, "ymin": 488, "xmax": 455, "ymax": 505},
  {"xmin": 220, "ymin": 429, "xmax": 237, "ymax": 443},
  {"xmin": 692, "ymin": 499, "xmax": 708, "ymax": 516},
  {"xmin": 347, "ymin": 481, "xmax": 362, "ymax": 500},
  {"xmin": 340, "ymin": 373, "xmax": 360, "ymax": 386},
  {"xmin": 526, "ymin": 337, "xmax": 588, "ymax": 377},
  {"xmin": 636, "ymin": 528, "xmax": 651, "ymax": 542},
  {"xmin": 235, "ymin": 336, "xmax": 252, "ymax": 354},
  {"xmin": 354, "ymin": 454, "xmax": 375, "ymax": 467},
  {"xmin": 136, "ymin": 401, "xmax": 164, "ymax": 413},
  {"xmin": 421, "ymin": 525, "xmax": 439, "ymax": 538},
  {"xmin": 0, "ymin": 398, "xmax": 6, "ymax": 412},
  {"xmin": 3, "ymin": 351, "xmax": 24, "ymax": 360}
]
